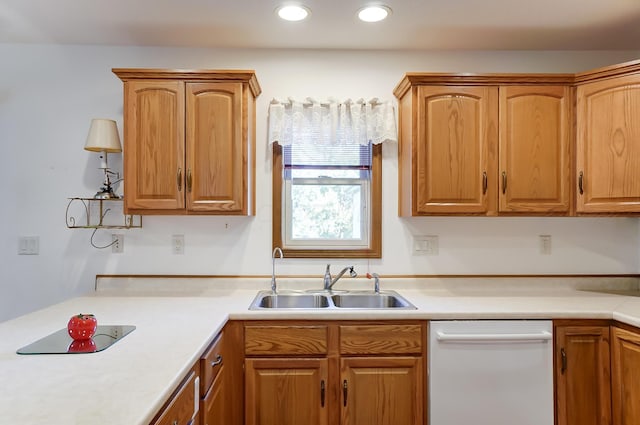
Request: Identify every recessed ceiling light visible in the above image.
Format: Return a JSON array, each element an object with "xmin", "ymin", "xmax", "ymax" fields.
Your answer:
[
  {"xmin": 357, "ymin": 5, "xmax": 392, "ymax": 23},
  {"xmin": 276, "ymin": 4, "xmax": 311, "ymax": 21}
]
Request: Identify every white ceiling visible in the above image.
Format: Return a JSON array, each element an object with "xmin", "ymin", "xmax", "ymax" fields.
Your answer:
[{"xmin": 1, "ymin": 0, "xmax": 640, "ymax": 50}]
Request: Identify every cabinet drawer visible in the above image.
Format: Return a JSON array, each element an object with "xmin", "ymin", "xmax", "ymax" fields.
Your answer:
[
  {"xmin": 152, "ymin": 370, "xmax": 198, "ymax": 425},
  {"xmin": 245, "ymin": 325, "xmax": 328, "ymax": 356},
  {"xmin": 340, "ymin": 324, "xmax": 423, "ymax": 355},
  {"xmin": 200, "ymin": 332, "xmax": 224, "ymax": 394}
]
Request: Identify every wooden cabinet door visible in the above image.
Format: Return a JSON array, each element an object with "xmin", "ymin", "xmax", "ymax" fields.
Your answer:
[
  {"xmin": 186, "ymin": 83, "xmax": 245, "ymax": 213},
  {"xmin": 201, "ymin": 370, "xmax": 225, "ymax": 425},
  {"xmin": 340, "ymin": 357, "xmax": 423, "ymax": 425},
  {"xmin": 123, "ymin": 80, "xmax": 185, "ymax": 212},
  {"xmin": 200, "ymin": 331, "xmax": 226, "ymax": 425},
  {"xmin": 245, "ymin": 358, "xmax": 328, "ymax": 425},
  {"xmin": 577, "ymin": 74, "xmax": 640, "ymax": 213},
  {"xmin": 612, "ymin": 326, "xmax": 640, "ymax": 425},
  {"xmin": 415, "ymin": 86, "xmax": 498, "ymax": 214},
  {"xmin": 151, "ymin": 370, "xmax": 198, "ymax": 425},
  {"xmin": 555, "ymin": 325, "xmax": 612, "ymax": 425},
  {"xmin": 499, "ymin": 86, "xmax": 572, "ymax": 213}
]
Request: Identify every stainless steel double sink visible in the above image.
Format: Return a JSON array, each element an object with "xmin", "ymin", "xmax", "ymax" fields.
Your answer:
[{"xmin": 249, "ymin": 290, "xmax": 417, "ymax": 310}]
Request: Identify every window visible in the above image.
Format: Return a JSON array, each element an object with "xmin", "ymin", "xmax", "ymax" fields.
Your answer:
[
  {"xmin": 273, "ymin": 142, "xmax": 381, "ymax": 258},
  {"xmin": 268, "ymin": 98, "xmax": 395, "ymax": 258}
]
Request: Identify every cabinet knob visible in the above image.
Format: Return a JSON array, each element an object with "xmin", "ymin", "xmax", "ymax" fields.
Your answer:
[
  {"xmin": 561, "ymin": 347, "xmax": 567, "ymax": 374},
  {"xmin": 320, "ymin": 379, "xmax": 325, "ymax": 407},
  {"xmin": 187, "ymin": 169, "xmax": 193, "ymax": 193}
]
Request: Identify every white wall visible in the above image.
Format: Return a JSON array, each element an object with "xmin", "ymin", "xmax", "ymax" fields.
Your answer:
[{"xmin": 1, "ymin": 44, "xmax": 639, "ymax": 322}]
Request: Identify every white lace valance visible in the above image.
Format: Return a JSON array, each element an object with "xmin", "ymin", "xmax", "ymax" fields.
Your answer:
[{"xmin": 268, "ymin": 97, "xmax": 397, "ymax": 146}]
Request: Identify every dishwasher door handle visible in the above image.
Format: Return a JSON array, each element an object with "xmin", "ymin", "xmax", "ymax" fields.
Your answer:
[{"xmin": 435, "ymin": 330, "xmax": 552, "ymax": 342}]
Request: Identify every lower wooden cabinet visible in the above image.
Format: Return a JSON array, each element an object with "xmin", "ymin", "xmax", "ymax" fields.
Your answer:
[
  {"xmin": 554, "ymin": 322, "xmax": 612, "ymax": 425},
  {"xmin": 201, "ymin": 371, "xmax": 226, "ymax": 425},
  {"xmin": 245, "ymin": 358, "xmax": 329, "ymax": 425},
  {"xmin": 243, "ymin": 321, "xmax": 426, "ymax": 425},
  {"xmin": 611, "ymin": 326, "xmax": 640, "ymax": 425},
  {"xmin": 148, "ymin": 318, "xmax": 640, "ymax": 425},
  {"xmin": 340, "ymin": 357, "xmax": 422, "ymax": 425},
  {"xmin": 150, "ymin": 367, "xmax": 199, "ymax": 425},
  {"xmin": 200, "ymin": 331, "xmax": 226, "ymax": 425}
]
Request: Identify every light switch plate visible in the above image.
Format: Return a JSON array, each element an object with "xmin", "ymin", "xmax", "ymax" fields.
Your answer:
[
  {"xmin": 413, "ymin": 235, "xmax": 439, "ymax": 255},
  {"xmin": 539, "ymin": 235, "xmax": 552, "ymax": 255},
  {"xmin": 112, "ymin": 234, "xmax": 124, "ymax": 254},
  {"xmin": 172, "ymin": 234, "xmax": 185, "ymax": 255},
  {"xmin": 18, "ymin": 236, "xmax": 39, "ymax": 255}
]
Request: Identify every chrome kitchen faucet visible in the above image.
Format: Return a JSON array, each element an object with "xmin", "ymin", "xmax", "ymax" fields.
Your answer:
[
  {"xmin": 271, "ymin": 247, "xmax": 283, "ymax": 293},
  {"xmin": 323, "ymin": 264, "xmax": 357, "ymax": 291}
]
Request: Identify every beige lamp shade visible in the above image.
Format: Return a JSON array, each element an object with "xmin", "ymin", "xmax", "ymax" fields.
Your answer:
[{"xmin": 84, "ymin": 119, "xmax": 122, "ymax": 153}]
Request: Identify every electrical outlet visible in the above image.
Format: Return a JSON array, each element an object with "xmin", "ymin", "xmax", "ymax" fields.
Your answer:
[
  {"xmin": 539, "ymin": 235, "xmax": 551, "ymax": 255},
  {"xmin": 112, "ymin": 234, "xmax": 124, "ymax": 254},
  {"xmin": 18, "ymin": 236, "xmax": 39, "ymax": 255},
  {"xmin": 413, "ymin": 235, "xmax": 439, "ymax": 255},
  {"xmin": 172, "ymin": 234, "xmax": 185, "ymax": 255}
]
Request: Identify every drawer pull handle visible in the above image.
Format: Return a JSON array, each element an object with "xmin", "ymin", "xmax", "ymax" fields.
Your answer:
[
  {"xmin": 502, "ymin": 171, "xmax": 507, "ymax": 195},
  {"xmin": 320, "ymin": 380, "xmax": 325, "ymax": 407},
  {"xmin": 561, "ymin": 348, "xmax": 567, "ymax": 374},
  {"xmin": 578, "ymin": 171, "xmax": 584, "ymax": 195},
  {"xmin": 211, "ymin": 354, "xmax": 222, "ymax": 367},
  {"xmin": 436, "ymin": 330, "xmax": 552, "ymax": 342},
  {"xmin": 177, "ymin": 168, "xmax": 183, "ymax": 192},
  {"xmin": 482, "ymin": 171, "xmax": 488, "ymax": 195},
  {"xmin": 343, "ymin": 380, "xmax": 348, "ymax": 407}
]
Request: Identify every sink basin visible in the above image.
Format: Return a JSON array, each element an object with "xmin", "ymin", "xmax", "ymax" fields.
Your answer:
[
  {"xmin": 249, "ymin": 290, "xmax": 416, "ymax": 310},
  {"xmin": 331, "ymin": 293, "xmax": 416, "ymax": 309},
  {"xmin": 250, "ymin": 293, "xmax": 330, "ymax": 309}
]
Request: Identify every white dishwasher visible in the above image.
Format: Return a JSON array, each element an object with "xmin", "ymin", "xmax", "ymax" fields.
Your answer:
[{"xmin": 429, "ymin": 320, "xmax": 553, "ymax": 425}]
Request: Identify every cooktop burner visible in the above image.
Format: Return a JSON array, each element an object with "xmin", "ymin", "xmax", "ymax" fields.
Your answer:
[{"xmin": 17, "ymin": 325, "xmax": 136, "ymax": 355}]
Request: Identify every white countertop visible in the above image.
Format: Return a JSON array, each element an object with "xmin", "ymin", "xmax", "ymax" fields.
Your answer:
[{"xmin": 2, "ymin": 276, "xmax": 640, "ymax": 425}]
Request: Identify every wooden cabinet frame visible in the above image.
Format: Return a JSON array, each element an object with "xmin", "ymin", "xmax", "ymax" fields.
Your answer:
[
  {"xmin": 241, "ymin": 320, "xmax": 427, "ymax": 425},
  {"xmin": 395, "ymin": 75, "xmax": 574, "ymax": 216},
  {"xmin": 113, "ymin": 69, "xmax": 260, "ymax": 216},
  {"xmin": 395, "ymin": 59, "xmax": 640, "ymax": 216},
  {"xmin": 554, "ymin": 320, "xmax": 612, "ymax": 425}
]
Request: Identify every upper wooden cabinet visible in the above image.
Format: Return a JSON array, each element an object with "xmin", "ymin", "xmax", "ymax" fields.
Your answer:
[
  {"xmin": 499, "ymin": 86, "xmax": 572, "ymax": 213},
  {"xmin": 395, "ymin": 75, "xmax": 573, "ymax": 216},
  {"xmin": 576, "ymin": 73, "xmax": 640, "ymax": 213},
  {"xmin": 410, "ymin": 86, "xmax": 498, "ymax": 215},
  {"xmin": 113, "ymin": 69, "xmax": 261, "ymax": 215}
]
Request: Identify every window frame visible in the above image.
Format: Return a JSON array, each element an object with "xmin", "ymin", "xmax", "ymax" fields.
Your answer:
[{"xmin": 272, "ymin": 143, "xmax": 382, "ymax": 258}]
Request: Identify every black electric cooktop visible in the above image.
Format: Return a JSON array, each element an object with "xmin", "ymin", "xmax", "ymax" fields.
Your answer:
[{"xmin": 16, "ymin": 325, "xmax": 136, "ymax": 355}]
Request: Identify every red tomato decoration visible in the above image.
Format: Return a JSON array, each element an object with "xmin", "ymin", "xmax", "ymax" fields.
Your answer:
[
  {"xmin": 67, "ymin": 314, "xmax": 97, "ymax": 341},
  {"xmin": 68, "ymin": 338, "xmax": 97, "ymax": 353}
]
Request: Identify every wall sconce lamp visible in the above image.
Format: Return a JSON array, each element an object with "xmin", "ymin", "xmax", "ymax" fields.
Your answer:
[{"xmin": 84, "ymin": 119, "xmax": 122, "ymax": 199}]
